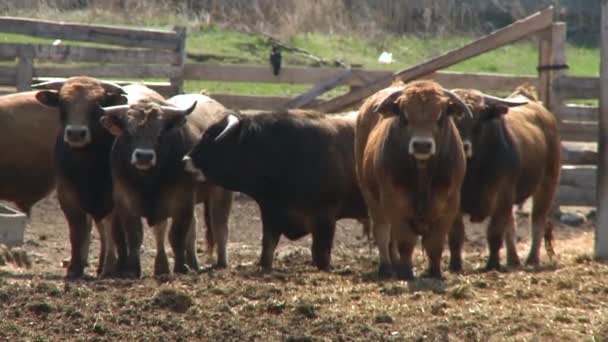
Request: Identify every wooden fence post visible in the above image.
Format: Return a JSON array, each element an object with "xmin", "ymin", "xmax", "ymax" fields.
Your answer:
[
  {"xmin": 537, "ymin": 22, "xmax": 567, "ymax": 112},
  {"xmin": 15, "ymin": 45, "xmax": 34, "ymax": 91},
  {"xmin": 170, "ymin": 26, "xmax": 186, "ymax": 95},
  {"xmin": 596, "ymin": 0, "xmax": 608, "ymax": 259}
]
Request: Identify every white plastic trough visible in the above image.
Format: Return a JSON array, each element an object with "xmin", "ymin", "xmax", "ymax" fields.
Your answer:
[{"xmin": 0, "ymin": 203, "xmax": 26, "ymax": 247}]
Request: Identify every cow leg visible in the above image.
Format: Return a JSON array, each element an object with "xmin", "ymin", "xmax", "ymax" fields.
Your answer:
[
  {"xmin": 58, "ymin": 189, "xmax": 92, "ymax": 279},
  {"xmin": 112, "ymin": 213, "xmax": 128, "ymax": 276},
  {"xmin": 152, "ymin": 220, "xmax": 170, "ymax": 276},
  {"xmin": 393, "ymin": 227, "xmax": 417, "ymax": 280},
  {"xmin": 373, "ymin": 222, "xmax": 393, "ymax": 279},
  {"xmin": 421, "ymin": 229, "xmax": 446, "ymax": 279},
  {"xmin": 185, "ymin": 215, "xmax": 200, "ymax": 272},
  {"xmin": 311, "ymin": 218, "xmax": 336, "ymax": 271},
  {"xmin": 448, "ymin": 214, "xmax": 466, "ymax": 273},
  {"xmin": 485, "ymin": 204, "xmax": 513, "ymax": 271},
  {"xmin": 205, "ymin": 188, "xmax": 232, "ymax": 268},
  {"xmin": 118, "ymin": 212, "xmax": 143, "ymax": 279},
  {"xmin": 259, "ymin": 208, "xmax": 281, "ymax": 273},
  {"xmin": 504, "ymin": 213, "xmax": 521, "ymax": 268},
  {"xmin": 526, "ymin": 186, "xmax": 555, "ymax": 266},
  {"xmin": 169, "ymin": 207, "xmax": 194, "ymax": 274},
  {"xmin": 96, "ymin": 215, "xmax": 118, "ymax": 277}
]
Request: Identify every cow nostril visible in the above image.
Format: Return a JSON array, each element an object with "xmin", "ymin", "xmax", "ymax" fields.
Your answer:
[
  {"xmin": 413, "ymin": 141, "xmax": 433, "ymax": 154},
  {"xmin": 135, "ymin": 151, "xmax": 154, "ymax": 163}
]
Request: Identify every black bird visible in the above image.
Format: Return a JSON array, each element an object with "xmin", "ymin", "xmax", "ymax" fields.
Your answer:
[{"xmin": 270, "ymin": 45, "xmax": 281, "ymax": 76}]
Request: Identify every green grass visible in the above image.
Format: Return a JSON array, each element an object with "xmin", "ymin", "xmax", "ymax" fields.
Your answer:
[{"xmin": 0, "ymin": 24, "xmax": 600, "ymax": 97}]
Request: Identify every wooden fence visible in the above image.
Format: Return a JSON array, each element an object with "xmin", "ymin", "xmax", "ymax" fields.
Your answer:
[
  {"xmin": 0, "ymin": 10, "xmax": 600, "ymax": 209},
  {"xmin": 0, "ymin": 16, "xmax": 186, "ymax": 95}
]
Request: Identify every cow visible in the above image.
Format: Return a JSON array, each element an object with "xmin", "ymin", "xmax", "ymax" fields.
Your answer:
[
  {"xmin": 183, "ymin": 109, "xmax": 368, "ymax": 272},
  {"xmin": 99, "ymin": 94, "xmax": 233, "ymax": 278},
  {"xmin": 449, "ymin": 85, "xmax": 560, "ymax": 271},
  {"xmin": 355, "ymin": 80, "xmax": 472, "ymax": 280},
  {"xmin": 33, "ymin": 77, "xmax": 165, "ymax": 279},
  {"xmin": 0, "ymin": 92, "xmax": 59, "ymax": 215}
]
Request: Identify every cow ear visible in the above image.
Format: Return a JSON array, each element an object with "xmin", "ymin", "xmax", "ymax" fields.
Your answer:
[
  {"xmin": 481, "ymin": 104, "xmax": 509, "ymax": 121},
  {"xmin": 35, "ymin": 90, "xmax": 60, "ymax": 108},
  {"xmin": 100, "ymin": 115, "xmax": 124, "ymax": 136},
  {"xmin": 372, "ymin": 88, "xmax": 402, "ymax": 117},
  {"xmin": 101, "ymin": 94, "xmax": 128, "ymax": 107}
]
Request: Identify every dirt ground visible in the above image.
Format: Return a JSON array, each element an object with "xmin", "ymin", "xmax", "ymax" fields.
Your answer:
[{"xmin": 0, "ymin": 193, "xmax": 606, "ymax": 341}]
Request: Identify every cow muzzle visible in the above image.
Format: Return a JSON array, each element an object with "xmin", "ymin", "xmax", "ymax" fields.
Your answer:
[
  {"xmin": 64, "ymin": 125, "xmax": 91, "ymax": 147},
  {"xmin": 462, "ymin": 139, "xmax": 473, "ymax": 158},
  {"xmin": 131, "ymin": 148, "xmax": 157, "ymax": 170},
  {"xmin": 409, "ymin": 137, "xmax": 436, "ymax": 160},
  {"xmin": 182, "ymin": 156, "xmax": 206, "ymax": 182}
]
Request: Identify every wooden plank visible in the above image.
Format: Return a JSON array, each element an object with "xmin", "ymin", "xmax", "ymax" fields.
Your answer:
[
  {"xmin": 313, "ymin": 6, "xmax": 555, "ymax": 113},
  {"xmin": 555, "ymin": 166, "xmax": 596, "ymax": 207},
  {"xmin": 184, "ymin": 63, "xmax": 539, "ymax": 92},
  {"xmin": 0, "ymin": 43, "xmax": 180, "ymax": 64},
  {"xmin": 559, "ymin": 121, "xmax": 598, "ymax": 142},
  {"xmin": 169, "ymin": 26, "xmax": 186, "ymax": 94},
  {"xmin": 562, "ymin": 142, "xmax": 598, "ymax": 165},
  {"xmin": 556, "ymin": 185, "xmax": 595, "ymax": 207},
  {"xmin": 554, "ymin": 104, "xmax": 598, "ymax": 122},
  {"xmin": 548, "ymin": 23, "xmax": 568, "ymax": 110},
  {"xmin": 597, "ymin": 0, "xmax": 608, "ymax": 257},
  {"xmin": 0, "ymin": 16, "xmax": 180, "ymax": 50},
  {"xmin": 15, "ymin": 46, "xmax": 34, "ymax": 91},
  {"xmin": 538, "ymin": 27, "xmax": 552, "ymax": 107},
  {"xmin": 33, "ymin": 65, "xmax": 181, "ymax": 79},
  {"xmin": 209, "ymin": 93, "xmax": 322, "ymax": 111},
  {"xmin": 284, "ymin": 69, "xmax": 352, "ymax": 109},
  {"xmin": 0, "ymin": 66, "xmax": 17, "ymax": 86},
  {"xmin": 554, "ymin": 76, "xmax": 599, "ymax": 100}
]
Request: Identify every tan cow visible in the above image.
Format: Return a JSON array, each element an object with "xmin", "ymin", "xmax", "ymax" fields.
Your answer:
[
  {"xmin": 450, "ymin": 85, "xmax": 560, "ymax": 271},
  {"xmin": 355, "ymin": 80, "xmax": 471, "ymax": 279}
]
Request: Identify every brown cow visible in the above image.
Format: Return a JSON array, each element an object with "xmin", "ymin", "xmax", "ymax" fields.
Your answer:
[
  {"xmin": 450, "ymin": 85, "xmax": 560, "ymax": 271},
  {"xmin": 355, "ymin": 80, "xmax": 471, "ymax": 279},
  {"xmin": 0, "ymin": 92, "xmax": 59, "ymax": 215},
  {"xmin": 100, "ymin": 94, "xmax": 233, "ymax": 278}
]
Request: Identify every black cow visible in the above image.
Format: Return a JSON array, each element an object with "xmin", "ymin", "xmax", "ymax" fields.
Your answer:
[
  {"xmin": 183, "ymin": 109, "xmax": 368, "ymax": 272},
  {"xmin": 100, "ymin": 94, "xmax": 233, "ymax": 278}
]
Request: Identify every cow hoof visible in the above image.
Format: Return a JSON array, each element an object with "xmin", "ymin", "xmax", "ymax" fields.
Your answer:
[
  {"xmin": 484, "ymin": 263, "xmax": 502, "ymax": 273},
  {"xmin": 154, "ymin": 259, "xmax": 170, "ymax": 276},
  {"xmin": 215, "ymin": 260, "xmax": 228, "ymax": 269},
  {"xmin": 525, "ymin": 255, "xmax": 540, "ymax": 267},
  {"xmin": 507, "ymin": 259, "xmax": 522, "ymax": 269},
  {"xmin": 420, "ymin": 270, "xmax": 443, "ymax": 280},
  {"xmin": 66, "ymin": 270, "xmax": 84, "ymax": 280},
  {"xmin": 449, "ymin": 260, "xmax": 463, "ymax": 273},
  {"xmin": 395, "ymin": 268, "xmax": 415, "ymax": 281},
  {"xmin": 173, "ymin": 264, "xmax": 190, "ymax": 275},
  {"xmin": 377, "ymin": 263, "xmax": 393, "ymax": 279}
]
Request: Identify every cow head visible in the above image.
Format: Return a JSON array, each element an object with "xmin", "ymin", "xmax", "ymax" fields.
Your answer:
[
  {"xmin": 100, "ymin": 100, "xmax": 197, "ymax": 171},
  {"xmin": 183, "ymin": 110, "xmax": 244, "ymax": 183},
  {"xmin": 451, "ymin": 89, "xmax": 528, "ymax": 158},
  {"xmin": 33, "ymin": 77, "xmax": 127, "ymax": 148},
  {"xmin": 372, "ymin": 80, "xmax": 473, "ymax": 161}
]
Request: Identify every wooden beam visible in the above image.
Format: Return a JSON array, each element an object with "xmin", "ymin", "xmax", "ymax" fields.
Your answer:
[
  {"xmin": 0, "ymin": 66, "xmax": 16, "ymax": 86},
  {"xmin": 0, "ymin": 16, "xmax": 180, "ymax": 50},
  {"xmin": 596, "ymin": 0, "xmax": 608, "ymax": 258},
  {"xmin": 209, "ymin": 93, "xmax": 322, "ymax": 111},
  {"xmin": 562, "ymin": 142, "xmax": 597, "ymax": 165},
  {"xmin": 554, "ymin": 76, "xmax": 599, "ymax": 100},
  {"xmin": 559, "ymin": 121, "xmax": 598, "ymax": 142},
  {"xmin": 169, "ymin": 26, "xmax": 186, "ymax": 94},
  {"xmin": 313, "ymin": 6, "xmax": 554, "ymax": 113},
  {"xmin": 33, "ymin": 65, "xmax": 181, "ymax": 79},
  {"xmin": 15, "ymin": 46, "xmax": 34, "ymax": 92},
  {"xmin": 284, "ymin": 69, "xmax": 352, "ymax": 109},
  {"xmin": 554, "ymin": 104, "xmax": 598, "ymax": 122},
  {"xmin": 555, "ymin": 166, "xmax": 597, "ymax": 207},
  {"xmin": 0, "ymin": 43, "xmax": 180, "ymax": 65}
]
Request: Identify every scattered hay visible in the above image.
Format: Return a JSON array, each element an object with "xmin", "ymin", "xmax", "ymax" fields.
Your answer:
[{"xmin": 151, "ymin": 287, "xmax": 194, "ymax": 314}]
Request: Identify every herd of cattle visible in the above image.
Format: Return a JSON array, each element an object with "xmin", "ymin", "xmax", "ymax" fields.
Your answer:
[{"xmin": 0, "ymin": 75, "xmax": 560, "ymax": 280}]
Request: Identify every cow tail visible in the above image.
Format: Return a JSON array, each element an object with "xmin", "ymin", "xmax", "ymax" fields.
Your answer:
[{"xmin": 544, "ymin": 220, "xmax": 556, "ymax": 261}]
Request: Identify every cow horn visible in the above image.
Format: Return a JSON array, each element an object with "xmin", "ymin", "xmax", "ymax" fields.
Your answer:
[
  {"xmin": 31, "ymin": 79, "xmax": 66, "ymax": 90},
  {"xmin": 100, "ymin": 104, "xmax": 130, "ymax": 117},
  {"xmin": 442, "ymin": 88, "xmax": 474, "ymax": 119},
  {"xmin": 99, "ymin": 81, "xmax": 127, "ymax": 95},
  {"xmin": 482, "ymin": 94, "xmax": 529, "ymax": 107},
  {"xmin": 160, "ymin": 101, "xmax": 197, "ymax": 117},
  {"xmin": 215, "ymin": 114, "xmax": 240, "ymax": 141}
]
